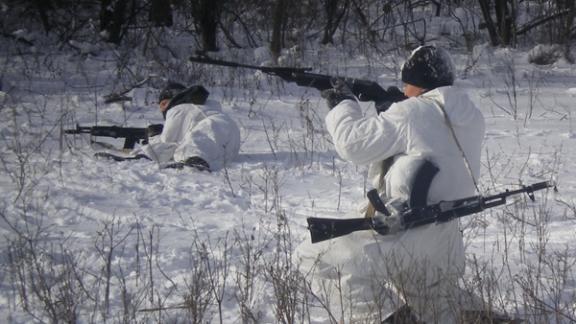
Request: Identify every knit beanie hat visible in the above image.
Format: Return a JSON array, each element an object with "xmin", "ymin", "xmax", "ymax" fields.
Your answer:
[
  {"xmin": 401, "ymin": 45, "xmax": 455, "ymax": 90},
  {"xmin": 158, "ymin": 82, "xmax": 186, "ymax": 103}
]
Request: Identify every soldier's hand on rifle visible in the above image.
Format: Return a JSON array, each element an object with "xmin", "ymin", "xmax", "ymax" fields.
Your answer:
[
  {"xmin": 146, "ymin": 124, "xmax": 164, "ymax": 138},
  {"xmin": 321, "ymin": 78, "xmax": 356, "ymax": 109},
  {"xmin": 375, "ymin": 86, "xmax": 406, "ymax": 114}
]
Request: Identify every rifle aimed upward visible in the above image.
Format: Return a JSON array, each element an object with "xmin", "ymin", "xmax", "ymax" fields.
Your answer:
[{"xmin": 189, "ymin": 56, "xmax": 407, "ymax": 107}]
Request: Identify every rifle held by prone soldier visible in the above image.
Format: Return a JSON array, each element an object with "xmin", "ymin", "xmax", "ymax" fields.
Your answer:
[{"xmin": 64, "ymin": 124, "xmax": 163, "ymax": 149}]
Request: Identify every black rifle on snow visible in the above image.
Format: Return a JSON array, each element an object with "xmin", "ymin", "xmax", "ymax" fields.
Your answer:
[
  {"xmin": 307, "ymin": 181, "xmax": 555, "ymax": 244},
  {"xmin": 189, "ymin": 56, "xmax": 407, "ymax": 108},
  {"xmin": 64, "ymin": 124, "xmax": 163, "ymax": 150}
]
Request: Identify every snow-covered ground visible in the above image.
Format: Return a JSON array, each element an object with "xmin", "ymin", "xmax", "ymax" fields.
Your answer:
[{"xmin": 1, "ymin": 32, "xmax": 576, "ymax": 323}]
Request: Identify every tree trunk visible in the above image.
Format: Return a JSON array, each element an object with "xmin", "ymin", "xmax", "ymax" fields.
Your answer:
[
  {"xmin": 478, "ymin": 0, "xmax": 515, "ymax": 46},
  {"xmin": 321, "ymin": 0, "xmax": 349, "ymax": 45},
  {"xmin": 192, "ymin": 0, "xmax": 222, "ymax": 52},
  {"xmin": 495, "ymin": 0, "xmax": 514, "ymax": 46},
  {"xmin": 431, "ymin": 0, "xmax": 442, "ymax": 16},
  {"xmin": 322, "ymin": 0, "xmax": 338, "ymax": 44},
  {"xmin": 34, "ymin": 0, "xmax": 53, "ymax": 33},
  {"xmin": 270, "ymin": 0, "xmax": 286, "ymax": 63},
  {"xmin": 100, "ymin": 0, "xmax": 127, "ymax": 44},
  {"xmin": 557, "ymin": 0, "xmax": 575, "ymax": 62},
  {"xmin": 478, "ymin": 0, "xmax": 500, "ymax": 46},
  {"xmin": 149, "ymin": 0, "xmax": 173, "ymax": 27}
]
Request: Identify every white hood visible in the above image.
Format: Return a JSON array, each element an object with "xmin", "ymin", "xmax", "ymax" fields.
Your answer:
[{"xmin": 423, "ymin": 86, "xmax": 479, "ymax": 126}]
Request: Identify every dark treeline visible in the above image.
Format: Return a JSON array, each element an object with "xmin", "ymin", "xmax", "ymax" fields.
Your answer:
[{"xmin": 1, "ymin": 0, "xmax": 574, "ymax": 62}]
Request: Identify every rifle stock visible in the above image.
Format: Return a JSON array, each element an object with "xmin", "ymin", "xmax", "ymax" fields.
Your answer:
[
  {"xmin": 307, "ymin": 181, "xmax": 555, "ymax": 243},
  {"xmin": 307, "ymin": 217, "xmax": 373, "ymax": 244}
]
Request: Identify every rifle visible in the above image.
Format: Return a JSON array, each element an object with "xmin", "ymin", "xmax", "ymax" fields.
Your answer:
[
  {"xmin": 64, "ymin": 124, "xmax": 163, "ymax": 150},
  {"xmin": 189, "ymin": 56, "xmax": 407, "ymax": 107},
  {"xmin": 307, "ymin": 181, "xmax": 555, "ymax": 243}
]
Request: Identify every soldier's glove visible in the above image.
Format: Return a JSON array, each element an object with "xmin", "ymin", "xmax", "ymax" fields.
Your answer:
[
  {"xmin": 321, "ymin": 78, "xmax": 356, "ymax": 109},
  {"xmin": 183, "ymin": 156, "xmax": 211, "ymax": 172},
  {"xmin": 146, "ymin": 124, "xmax": 164, "ymax": 138},
  {"xmin": 372, "ymin": 213, "xmax": 402, "ymax": 235},
  {"xmin": 162, "ymin": 156, "xmax": 211, "ymax": 172},
  {"xmin": 371, "ymin": 197, "xmax": 406, "ymax": 235},
  {"xmin": 94, "ymin": 152, "xmax": 150, "ymax": 161},
  {"xmin": 374, "ymin": 86, "xmax": 407, "ymax": 114}
]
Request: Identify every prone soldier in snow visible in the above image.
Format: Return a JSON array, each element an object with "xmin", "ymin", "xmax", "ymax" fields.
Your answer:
[
  {"xmin": 128, "ymin": 82, "xmax": 241, "ymax": 171},
  {"xmin": 94, "ymin": 83, "xmax": 241, "ymax": 171}
]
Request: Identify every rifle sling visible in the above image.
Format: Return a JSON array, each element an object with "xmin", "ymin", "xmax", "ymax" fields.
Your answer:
[
  {"xmin": 364, "ymin": 157, "xmax": 394, "ymax": 218},
  {"xmin": 409, "ymin": 160, "xmax": 439, "ymax": 208},
  {"xmin": 365, "ymin": 158, "xmax": 439, "ymax": 217}
]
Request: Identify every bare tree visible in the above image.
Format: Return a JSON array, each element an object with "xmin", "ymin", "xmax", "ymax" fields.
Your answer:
[
  {"xmin": 552, "ymin": 0, "xmax": 575, "ymax": 62},
  {"xmin": 33, "ymin": 0, "xmax": 54, "ymax": 32},
  {"xmin": 270, "ymin": 0, "xmax": 286, "ymax": 63},
  {"xmin": 478, "ymin": 0, "xmax": 516, "ymax": 46},
  {"xmin": 100, "ymin": 0, "xmax": 128, "ymax": 44},
  {"xmin": 149, "ymin": 0, "xmax": 173, "ymax": 27},
  {"xmin": 191, "ymin": 0, "xmax": 224, "ymax": 52},
  {"xmin": 321, "ymin": 0, "xmax": 350, "ymax": 45}
]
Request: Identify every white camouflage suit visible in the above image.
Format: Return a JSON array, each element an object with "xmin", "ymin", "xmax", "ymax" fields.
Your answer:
[
  {"xmin": 297, "ymin": 86, "xmax": 485, "ymax": 323},
  {"xmin": 139, "ymin": 99, "xmax": 240, "ymax": 170}
]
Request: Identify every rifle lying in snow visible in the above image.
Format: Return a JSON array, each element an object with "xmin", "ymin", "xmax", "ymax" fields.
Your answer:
[
  {"xmin": 189, "ymin": 56, "xmax": 407, "ymax": 108},
  {"xmin": 307, "ymin": 181, "xmax": 555, "ymax": 243},
  {"xmin": 64, "ymin": 124, "xmax": 163, "ymax": 149}
]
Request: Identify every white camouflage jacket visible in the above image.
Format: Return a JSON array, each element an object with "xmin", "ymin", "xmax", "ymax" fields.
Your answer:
[
  {"xmin": 297, "ymin": 86, "xmax": 485, "ymax": 320},
  {"xmin": 138, "ymin": 99, "xmax": 240, "ymax": 170}
]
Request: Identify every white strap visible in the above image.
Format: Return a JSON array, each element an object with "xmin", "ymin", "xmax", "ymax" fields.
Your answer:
[{"xmin": 432, "ymin": 98, "xmax": 480, "ymax": 193}]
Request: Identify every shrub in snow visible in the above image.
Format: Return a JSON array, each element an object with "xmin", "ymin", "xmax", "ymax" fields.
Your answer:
[{"xmin": 528, "ymin": 44, "xmax": 562, "ymax": 65}]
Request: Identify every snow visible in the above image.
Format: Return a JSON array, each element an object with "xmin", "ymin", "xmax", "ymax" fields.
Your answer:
[{"xmin": 1, "ymin": 30, "xmax": 576, "ymax": 324}]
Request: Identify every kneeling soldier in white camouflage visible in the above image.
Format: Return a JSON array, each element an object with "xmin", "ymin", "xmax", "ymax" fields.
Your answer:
[{"xmin": 297, "ymin": 45, "xmax": 488, "ymax": 323}]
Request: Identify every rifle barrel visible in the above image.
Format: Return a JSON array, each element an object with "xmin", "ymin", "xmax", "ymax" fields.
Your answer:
[
  {"xmin": 484, "ymin": 181, "xmax": 553, "ymax": 201},
  {"xmin": 64, "ymin": 126, "xmax": 91, "ymax": 134},
  {"xmin": 190, "ymin": 56, "xmax": 312, "ymax": 73}
]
